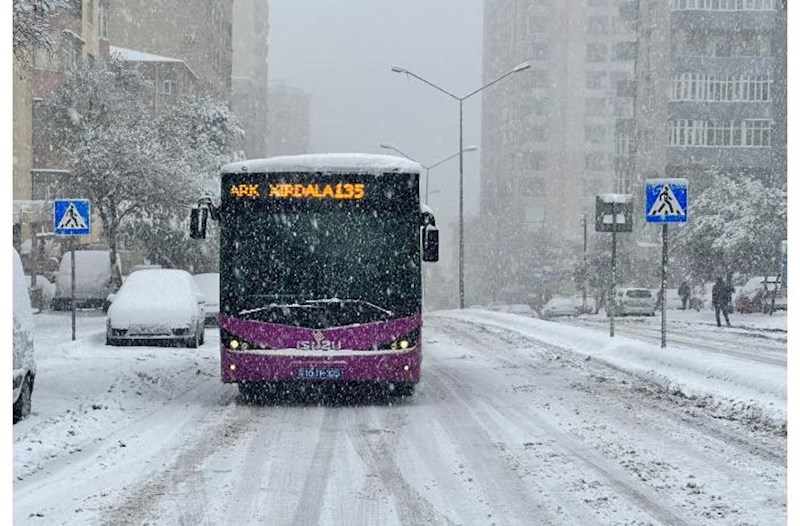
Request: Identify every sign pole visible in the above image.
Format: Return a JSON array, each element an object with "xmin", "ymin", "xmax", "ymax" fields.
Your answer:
[
  {"xmin": 661, "ymin": 224, "xmax": 667, "ymax": 348},
  {"xmin": 610, "ymin": 202, "xmax": 616, "ymax": 338},
  {"xmin": 71, "ymin": 238, "xmax": 76, "ymax": 342},
  {"xmin": 54, "ymin": 198, "xmax": 91, "ymax": 342}
]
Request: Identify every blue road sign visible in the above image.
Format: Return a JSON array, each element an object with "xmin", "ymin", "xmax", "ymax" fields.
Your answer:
[
  {"xmin": 54, "ymin": 199, "xmax": 91, "ymax": 236},
  {"xmin": 645, "ymin": 179, "xmax": 688, "ymax": 223}
]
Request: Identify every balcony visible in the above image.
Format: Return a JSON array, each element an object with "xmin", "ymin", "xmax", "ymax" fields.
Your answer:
[{"xmin": 671, "ymin": 9, "xmax": 777, "ymax": 32}]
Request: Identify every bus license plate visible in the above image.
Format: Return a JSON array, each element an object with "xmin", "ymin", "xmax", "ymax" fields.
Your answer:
[{"xmin": 295, "ymin": 367, "xmax": 342, "ymax": 380}]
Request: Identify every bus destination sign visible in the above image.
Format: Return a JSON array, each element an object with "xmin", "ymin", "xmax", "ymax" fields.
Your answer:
[{"xmin": 229, "ymin": 182, "xmax": 366, "ymax": 200}]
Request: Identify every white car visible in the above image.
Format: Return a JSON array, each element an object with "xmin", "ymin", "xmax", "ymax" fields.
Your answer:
[
  {"xmin": 609, "ymin": 288, "xmax": 656, "ymax": 316},
  {"xmin": 106, "ymin": 269, "xmax": 206, "ymax": 347},
  {"xmin": 193, "ymin": 273, "xmax": 220, "ymax": 325},
  {"xmin": 508, "ymin": 303, "xmax": 535, "ymax": 317},
  {"xmin": 542, "ymin": 296, "xmax": 581, "ymax": 318},
  {"xmin": 13, "ymin": 248, "xmax": 36, "ymax": 423},
  {"xmin": 52, "ymin": 250, "xmax": 121, "ymax": 310}
]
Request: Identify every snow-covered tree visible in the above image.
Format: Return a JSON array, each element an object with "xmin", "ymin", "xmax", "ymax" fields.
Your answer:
[
  {"xmin": 46, "ymin": 58, "xmax": 190, "ymax": 281},
  {"xmin": 676, "ymin": 174, "xmax": 787, "ymax": 280},
  {"xmin": 127, "ymin": 96, "xmax": 243, "ymax": 270},
  {"xmin": 13, "ymin": 0, "xmax": 67, "ymax": 60}
]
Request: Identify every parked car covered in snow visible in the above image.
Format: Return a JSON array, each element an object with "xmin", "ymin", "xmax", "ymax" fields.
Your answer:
[
  {"xmin": 608, "ymin": 287, "xmax": 656, "ymax": 316},
  {"xmin": 13, "ymin": 248, "xmax": 36, "ymax": 423},
  {"xmin": 192, "ymin": 273, "xmax": 220, "ymax": 325},
  {"xmin": 508, "ymin": 303, "xmax": 535, "ymax": 317},
  {"xmin": 542, "ymin": 296, "xmax": 581, "ymax": 318},
  {"xmin": 735, "ymin": 276, "xmax": 786, "ymax": 313},
  {"xmin": 25, "ymin": 274, "xmax": 55, "ymax": 309},
  {"xmin": 52, "ymin": 250, "xmax": 121, "ymax": 310},
  {"xmin": 106, "ymin": 269, "xmax": 206, "ymax": 347}
]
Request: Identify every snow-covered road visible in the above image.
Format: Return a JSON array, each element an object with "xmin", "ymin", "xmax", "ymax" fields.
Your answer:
[{"xmin": 13, "ymin": 311, "xmax": 786, "ymax": 525}]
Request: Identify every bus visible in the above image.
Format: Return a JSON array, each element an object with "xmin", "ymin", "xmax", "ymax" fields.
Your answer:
[{"xmin": 190, "ymin": 153, "xmax": 439, "ymax": 398}]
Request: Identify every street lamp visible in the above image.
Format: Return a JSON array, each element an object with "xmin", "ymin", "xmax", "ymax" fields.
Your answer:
[
  {"xmin": 379, "ymin": 143, "xmax": 477, "ymax": 204},
  {"xmin": 391, "ymin": 62, "xmax": 531, "ymax": 308}
]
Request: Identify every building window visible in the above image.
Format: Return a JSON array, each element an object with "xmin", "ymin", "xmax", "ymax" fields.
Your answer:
[
  {"xmin": 586, "ymin": 44, "xmax": 607, "ymax": 63},
  {"xmin": 524, "ymin": 151, "xmax": 548, "ymax": 171},
  {"xmin": 642, "ymin": 129, "xmax": 655, "ymax": 152},
  {"xmin": 586, "ymin": 97, "xmax": 607, "ymax": 116},
  {"xmin": 670, "ymin": 0, "xmax": 776, "ymax": 10},
  {"xmin": 613, "ymin": 41, "xmax": 637, "ymax": 61},
  {"xmin": 586, "ymin": 71, "xmax": 607, "ymax": 90},
  {"xmin": 585, "ymin": 125, "xmax": 606, "ymax": 144},
  {"xmin": 744, "ymin": 119, "xmax": 771, "ymax": 146},
  {"xmin": 615, "ymin": 133, "xmax": 634, "ymax": 156},
  {"xmin": 584, "ymin": 153, "xmax": 609, "ymax": 170},
  {"xmin": 670, "ymin": 73, "xmax": 772, "ymax": 102},
  {"xmin": 531, "ymin": 98, "xmax": 548, "ymax": 116},
  {"xmin": 586, "ymin": 16, "xmax": 608, "ymax": 35},
  {"xmin": 62, "ymin": 36, "xmax": 82, "ymax": 71},
  {"xmin": 669, "ymin": 119, "xmax": 771, "ymax": 146},
  {"xmin": 98, "ymin": 1, "xmax": 108, "ymax": 39},
  {"xmin": 163, "ymin": 72, "xmax": 178, "ymax": 95}
]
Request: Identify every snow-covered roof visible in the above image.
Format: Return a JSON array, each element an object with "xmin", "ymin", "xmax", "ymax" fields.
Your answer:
[
  {"xmin": 110, "ymin": 46, "xmax": 183, "ymax": 63},
  {"xmin": 222, "ymin": 153, "xmax": 423, "ymax": 175},
  {"xmin": 599, "ymin": 193, "xmax": 632, "ymax": 204}
]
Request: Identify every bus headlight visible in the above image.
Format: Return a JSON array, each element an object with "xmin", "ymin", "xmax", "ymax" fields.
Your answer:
[
  {"xmin": 378, "ymin": 330, "xmax": 419, "ymax": 351},
  {"xmin": 229, "ymin": 339, "xmax": 240, "ymax": 350}
]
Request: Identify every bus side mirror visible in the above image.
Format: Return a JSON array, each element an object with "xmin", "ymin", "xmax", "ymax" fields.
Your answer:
[
  {"xmin": 190, "ymin": 207, "xmax": 208, "ymax": 239},
  {"xmin": 423, "ymin": 226, "xmax": 439, "ymax": 262}
]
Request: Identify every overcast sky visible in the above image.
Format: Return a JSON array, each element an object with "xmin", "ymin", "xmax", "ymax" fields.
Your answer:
[{"xmin": 268, "ymin": 0, "xmax": 484, "ymax": 226}]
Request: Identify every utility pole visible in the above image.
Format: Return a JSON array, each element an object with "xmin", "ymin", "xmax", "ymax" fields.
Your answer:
[{"xmin": 581, "ymin": 214, "xmax": 588, "ymax": 312}]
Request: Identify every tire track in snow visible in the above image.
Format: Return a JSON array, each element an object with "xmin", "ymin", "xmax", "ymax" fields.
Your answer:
[
  {"xmin": 98, "ymin": 395, "xmax": 251, "ymax": 525},
  {"xmin": 429, "ymin": 320, "xmax": 692, "ymax": 525},
  {"xmin": 431, "ymin": 317, "xmax": 784, "ymax": 525},
  {"xmin": 345, "ymin": 405, "xmax": 456, "ymax": 525},
  {"xmin": 289, "ymin": 408, "xmax": 341, "ymax": 526}
]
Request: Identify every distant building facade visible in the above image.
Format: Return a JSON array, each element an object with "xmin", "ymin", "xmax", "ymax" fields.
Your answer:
[
  {"xmin": 480, "ymin": 0, "xmax": 637, "ymax": 245},
  {"xmin": 107, "ymin": 0, "xmax": 233, "ymax": 102},
  {"xmin": 110, "ymin": 46, "xmax": 200, "ymax": 112},
  {"xmin": 632, "ymin": 0, "xmax": 787, "ymax": 197},
  {"xmin": 231, "ymin": 0, "xmax": 270, "ymax": 158},
  {"xmin": 266, "ymin": 83, "xmax": 311, "ymax": 156}
]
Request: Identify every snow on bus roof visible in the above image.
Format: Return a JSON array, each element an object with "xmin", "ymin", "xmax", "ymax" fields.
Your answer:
[{"xmin": 222, "ymin": 153, "xmax": 422, "ymax": 175}]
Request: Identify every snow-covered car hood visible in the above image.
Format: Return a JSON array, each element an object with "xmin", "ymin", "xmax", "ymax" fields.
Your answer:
[{"xmin": 107, "ymin": 270, "xmax": 201, "ymax": 329}]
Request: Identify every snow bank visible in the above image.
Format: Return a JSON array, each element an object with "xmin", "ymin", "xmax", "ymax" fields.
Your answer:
[{"xmin": 437, "ymin": 310, "xmax": 787, "ymax": 422}]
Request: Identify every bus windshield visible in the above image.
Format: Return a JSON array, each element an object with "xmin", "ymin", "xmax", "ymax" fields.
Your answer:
[{"xmin": 223, "ymin": 210, "xmax": 421, "ymax": 327}]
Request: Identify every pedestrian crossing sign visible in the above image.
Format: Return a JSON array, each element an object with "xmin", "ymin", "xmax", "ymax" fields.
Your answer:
[
  {"xmin": 54, "ymin": 199, "xmax": 91, "ymax": 236},
  {"xmin": 645, "ymin": 179, "xmax": 688, "ymax": 223}
]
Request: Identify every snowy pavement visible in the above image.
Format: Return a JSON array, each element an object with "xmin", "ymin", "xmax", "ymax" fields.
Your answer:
[{"xmin": 13, "ymin": 309, "xmax": 786, "ymax": 524}]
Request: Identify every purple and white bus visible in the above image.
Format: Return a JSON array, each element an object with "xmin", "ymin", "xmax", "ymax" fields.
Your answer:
[{"xmin": 190, "ymin": 153, "xmax": 439, "ymax": 397}]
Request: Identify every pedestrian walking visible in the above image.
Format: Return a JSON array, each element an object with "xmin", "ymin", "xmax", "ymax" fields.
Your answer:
[
  {"xmin": 712, "ymin": 277, "xmax": 731, "ymax": 327},
  {"xmin": 678, "ymin": 281, "xmax": 691, "ymax": 310}
]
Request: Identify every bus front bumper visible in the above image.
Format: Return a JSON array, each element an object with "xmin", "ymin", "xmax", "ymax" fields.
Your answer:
[{"xmin": 221, "ymin": 347, "xmax": 421, "ymax": 384}]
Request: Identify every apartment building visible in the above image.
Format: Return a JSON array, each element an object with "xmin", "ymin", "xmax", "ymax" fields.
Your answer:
[
  {"xmin": 633, "ymin": 0, "xmax": 786, "ymax": 194},
  {"xmin": 266, "ymin": 82, "xmax": 311, "ymax": 157},
  {"xmin": 107, "ymin": 0, "xmax": 233, "ymax": 102},
  {"xmin": 232, "ymin": 0, "xmax": 270, "ymax": 158},
  {"xmin": 480, "ymin": 0, "xmax": 637, "ymax": 247}
]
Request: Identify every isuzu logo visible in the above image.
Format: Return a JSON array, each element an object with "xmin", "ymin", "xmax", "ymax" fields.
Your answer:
[{"xmin": 297, "ymin": 331, "xmax": 342, "ymax": 351}]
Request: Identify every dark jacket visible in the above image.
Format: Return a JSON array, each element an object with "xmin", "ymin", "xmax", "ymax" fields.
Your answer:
[
  {"xmin": 678, "ymin": 282, "xmax": 691, "ymax": 298},
  {"xmin": 712, "ymin": 279, "xmax": 732, "ymax": 308}
]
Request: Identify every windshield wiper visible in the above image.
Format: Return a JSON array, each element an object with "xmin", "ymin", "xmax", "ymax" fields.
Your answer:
[
  {"xmin": 239, "ymin": 302, "xmax": 321, "ymax": 316},
  {"xmin": 301, "ymin": 298, "xmax": 395, "ymax": 317}
]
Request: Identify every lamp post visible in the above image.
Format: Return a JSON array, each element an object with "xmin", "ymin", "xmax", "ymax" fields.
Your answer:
[
  {"xmin": 391, "ymin": 62, "xmax": 531, "ymax": 308},
  {"xmin": 379, "ymin": 143, "xmax": 477, "ymax": 204}
]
